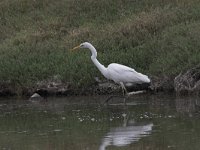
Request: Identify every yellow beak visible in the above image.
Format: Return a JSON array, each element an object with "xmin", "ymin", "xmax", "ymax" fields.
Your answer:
[{"xmin": 71, "ymin": 45, "xmax": 80, "ymax": 51}]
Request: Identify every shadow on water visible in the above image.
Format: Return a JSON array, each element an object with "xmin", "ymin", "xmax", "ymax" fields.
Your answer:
[{"xmin": 0, "ymin": 94, "xmax": 200, "ymax": 150}]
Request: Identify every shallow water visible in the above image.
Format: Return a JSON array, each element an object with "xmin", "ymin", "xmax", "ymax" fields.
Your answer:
[{"xmin": 0, "ymin": 94, "xmax": 200, "ymax": 150}]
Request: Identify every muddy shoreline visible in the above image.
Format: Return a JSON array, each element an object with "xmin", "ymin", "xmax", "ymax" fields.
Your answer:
[
  {"xmin": 0, "ymin": 76, "xmax": 174, "ymax": 97},
  {"xmin": 1, "ymin": 66, "xmax": 200, "ymax": 97}
]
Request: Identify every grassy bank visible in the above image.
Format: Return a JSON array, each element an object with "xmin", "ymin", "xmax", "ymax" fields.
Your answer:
[{"xmin": 0, "ymin": 0, "xmax": 200, "ymax": 92}]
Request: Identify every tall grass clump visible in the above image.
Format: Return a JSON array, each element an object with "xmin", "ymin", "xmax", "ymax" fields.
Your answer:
[{"xmin": 0, "ymin": 0, "xmax": 200, "ymax": 91}]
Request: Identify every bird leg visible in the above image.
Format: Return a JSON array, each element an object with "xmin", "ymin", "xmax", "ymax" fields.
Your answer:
[
  {"xmin": 120, "ymin": 82, "xmax": 128, "ymax": 96},
  {"xmin": 103, "ymin": 83, "xmax": 145, "ymax": 105},
  {"xmin": 120, "ymin": 82, "xmax": 129, "ymax": 105},
  {"xmin": 120, "ymin": 82, "xmax": 146, "ymax": 96},
  {"xmin": 103, "ymin": 82, "xmax": 128, "ymax": 105}
]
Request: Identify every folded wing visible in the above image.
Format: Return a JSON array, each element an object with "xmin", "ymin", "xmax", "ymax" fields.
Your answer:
[{"xmin": 107, "ymin": 63, "xmax": 150, "ymax": 84}]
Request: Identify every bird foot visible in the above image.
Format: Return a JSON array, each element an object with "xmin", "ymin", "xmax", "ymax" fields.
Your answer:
[{"xmin": 126, "ymin": 90, "xmax": 146, "ymax": 96}]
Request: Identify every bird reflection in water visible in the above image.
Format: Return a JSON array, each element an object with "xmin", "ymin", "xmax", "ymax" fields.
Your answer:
[{"xmin": 99, "ymin": 114, "xmax": 153, "ymax": 150}]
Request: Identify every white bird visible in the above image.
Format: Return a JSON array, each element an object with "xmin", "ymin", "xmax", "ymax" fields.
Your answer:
[{"xmin": 72, "ymin": 42, "xmax": 150, "ymax": 99}]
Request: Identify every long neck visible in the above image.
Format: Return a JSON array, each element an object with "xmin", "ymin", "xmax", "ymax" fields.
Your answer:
[{"xmin": 88, "ymin": 45, "xmax": 107, "ymax": 77}]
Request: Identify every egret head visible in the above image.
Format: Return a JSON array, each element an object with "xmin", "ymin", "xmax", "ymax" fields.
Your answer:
[
  {"xmin": 80, "ymin": 42, "xmax": 91, "ymax": 48},
  {"xmin": 71, "ymin": 42, "xmax": 97, "ymax": 58},
  {"xmin": 72, "ymin": 42, "xmax": 92, "ymax": 50}
]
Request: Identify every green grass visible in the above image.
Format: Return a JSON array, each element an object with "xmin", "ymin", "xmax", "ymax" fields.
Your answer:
[{"xmin": 0, "ymin": 0, "xmax": 200, "ymax": 92}]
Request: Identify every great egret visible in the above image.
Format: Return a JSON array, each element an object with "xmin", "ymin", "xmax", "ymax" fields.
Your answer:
[{"xmin": 72, "ymin": 42, "xmax": 150, "ymax": 100}]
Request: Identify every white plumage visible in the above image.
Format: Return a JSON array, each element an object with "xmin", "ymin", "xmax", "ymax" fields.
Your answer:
[
  {"xmin": 72, "ymin": 42, "xmax": 150, "ymax": 95},
  {"xmin": 99, "ymin": 122, "xmax": 153, "ymax": 150},
  {"xmin": 106, "ymin": 63, "xmax": 150, "ymax": 84}
]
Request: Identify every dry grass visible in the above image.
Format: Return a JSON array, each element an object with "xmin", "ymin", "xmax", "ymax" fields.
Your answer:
[{"xmin": 0, "ymin": 0, "xmax": 200, "ymax": 91}]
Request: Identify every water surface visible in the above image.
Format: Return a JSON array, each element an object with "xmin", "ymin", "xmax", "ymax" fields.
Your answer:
[{"xmin": 0, "ymin": 94, "xmax": 200, "ymax": 150}]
